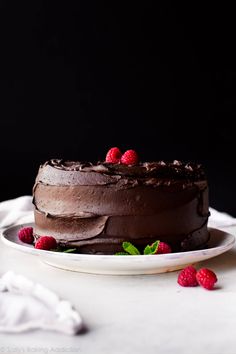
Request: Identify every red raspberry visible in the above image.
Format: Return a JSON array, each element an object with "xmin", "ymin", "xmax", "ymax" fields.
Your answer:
[
  {"xmin": 177, "ymin": 266, "xmax": 198, "ymax": 287},
  {"xmin": 35, "ymin": 236, "xmax": 57, "ymax": 250},
  {"xmin": 155, "ymin": 242, "xmax": 172, "ymax": 254},
  {"xmin": 105, "ymin": 147, "xmax": 122, "ymax": 163},
  {"xmin": 120, "ymin": 149, "xmax": 139, "ymax": 165},
  {"xmin": 18, "ymin": 227, "xmax": 34, "ymax": 244},
  {"xmin": 196, "ymin": 268, "xmax": 217, "ymax": 290}
]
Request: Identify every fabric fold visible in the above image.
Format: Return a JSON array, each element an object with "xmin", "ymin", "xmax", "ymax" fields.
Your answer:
[{"xmin": 0, "ymin": 271, "xmax": 83, "ymax": 335}]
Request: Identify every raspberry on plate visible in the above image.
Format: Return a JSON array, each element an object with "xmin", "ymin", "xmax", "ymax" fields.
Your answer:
[
  {"xmin": 35, "ymin": 236, "xmax": 57, "ymax": 250},
  {"xmin": 155, "ymin": 242, "xmax": 172, "ymax": 254},
  {"xmin": 18, "ymin": 227, "xmax": 34, "ymax": 244}
]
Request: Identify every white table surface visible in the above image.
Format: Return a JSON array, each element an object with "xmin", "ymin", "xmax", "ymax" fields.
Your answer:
[{"xmin": 1, "ymin": 226, "xmax": 236, "ymax": 354}]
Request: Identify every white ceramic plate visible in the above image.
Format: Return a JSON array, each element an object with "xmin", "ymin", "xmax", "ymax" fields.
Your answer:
[{"xmin": 1, "ymin": 223, "xmax": 235, "ymax": 275}]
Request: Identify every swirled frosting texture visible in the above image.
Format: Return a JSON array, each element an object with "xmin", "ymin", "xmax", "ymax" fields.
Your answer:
[{"xmin": 33, "ymin": 159, "xmax": 210, "ymax": 254}]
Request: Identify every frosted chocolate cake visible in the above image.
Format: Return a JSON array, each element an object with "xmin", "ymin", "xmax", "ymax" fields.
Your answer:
[{"xmin": 32, "ymin": 153, "xmax": 210, "ymax": 254}]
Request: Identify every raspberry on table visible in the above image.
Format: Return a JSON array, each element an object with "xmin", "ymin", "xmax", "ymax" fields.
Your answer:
[
  {"xmin": 196, "ymin": 268, "xmax": 218, "ymax": 290},
  {"xmin": 35, "ymin": 236, "xmax": 57, "ymax": 250},
  {"xmin": 18, "ymin": 227, "xmax": 34, "ymax": 244},
  {"xmin": 177, "ymin": 266, "xmax": 198, "ymax": 287}
]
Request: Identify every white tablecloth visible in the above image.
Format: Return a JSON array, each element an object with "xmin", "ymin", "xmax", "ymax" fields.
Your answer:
[{"xmin": 1, "ymin": 197, "xmax": 236, "ymax": 354}]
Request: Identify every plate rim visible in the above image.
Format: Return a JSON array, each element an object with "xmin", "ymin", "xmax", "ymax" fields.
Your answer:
[{"xmin": 1, "ymin": 223, "xmax": 235, "ymax": 260}]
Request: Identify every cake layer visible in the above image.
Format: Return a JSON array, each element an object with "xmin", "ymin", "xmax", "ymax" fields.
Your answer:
[
  {"xmin": 34, "ymin": 209, "xmax": 209, "ymax": 253},
  {"xmin": 33, "ymin": 159, "xmax": 210, "ymax": 254},
  {"xmin": 33, "ymin": 183, "xmax": 207, "ymax": 216}
]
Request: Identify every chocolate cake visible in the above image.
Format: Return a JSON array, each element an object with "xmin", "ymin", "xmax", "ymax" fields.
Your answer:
[{"xmin": 32, "ymin": 158, "xmax": 210, "ymax": 254}]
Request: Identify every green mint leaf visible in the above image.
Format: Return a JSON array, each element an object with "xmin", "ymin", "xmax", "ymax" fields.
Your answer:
[
  {"xmin": 63, "ymin": 248, "xmax": 77, "ymax": 253},
  {"xmin": 150, "ymin": 241, "xmax": 160, "ymax": 253},
  {"xmin": 144, "ymin": 241, "xmax": 160, "ymax": 255},
  {"xmin": 144, "ymin": 245, "xmax": 152, "ymax": 255},
  {"xmin": 115, "ymin": 252, "xmax": 130, "ymax": 256},
  {"xmin": 122, "ymin": 242, "xmax": 140, "ymax": 255}
]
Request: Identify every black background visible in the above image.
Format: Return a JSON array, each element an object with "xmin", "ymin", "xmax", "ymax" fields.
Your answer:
[{"xmin": 1, "ymin": 2, "xmax": 236, "ymax": 215}]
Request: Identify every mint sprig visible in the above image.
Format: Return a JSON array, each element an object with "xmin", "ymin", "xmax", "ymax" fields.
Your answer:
[
  {"xmin": 122, "ymin": 242, "xmax": 140, "ymax": 255},
  {"xmin": 62, "ymin": 248, "xmax": 77, "ymax": 253},
  {"xmin": 144, "ymin": 240, "xmax": 160, "ymax": 255},
  {"xmin": 115, "ymin": 241, "xmax": 140, "ymax": 255},
  {"xmin": 115, "ymin": 240, "xmax": 161, "ymax": 256},
  {"xmin": 53, "ymin": 246, "xmax": 77, "ymax": 253}
]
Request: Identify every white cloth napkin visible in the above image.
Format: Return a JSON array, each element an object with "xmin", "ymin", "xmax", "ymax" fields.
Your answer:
[
  {"xmin": 208, "ymin": 207, "xmax": 236, "ymax": 228},
  {"xmin": 0, "ymin": 196, "xmax": 83, "ymax": 335},
  {"xmin": 0, "ymin": 271, "xmax": 83, "ymax": 335},
  {"xmin": 0, "ymin": 195, "xmax": 34, "ymax": 229}
]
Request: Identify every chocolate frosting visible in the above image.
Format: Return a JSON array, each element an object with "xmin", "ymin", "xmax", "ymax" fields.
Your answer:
[
  {"xmin": 33, "ymin": 159, "xmax": 210, "ymax": 254},
  {"xmin": 35, "ymin": 159, "xmax": 206, "ymax": 186}
]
